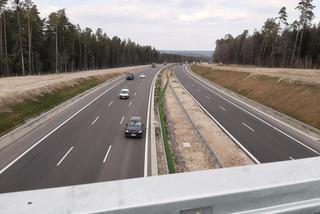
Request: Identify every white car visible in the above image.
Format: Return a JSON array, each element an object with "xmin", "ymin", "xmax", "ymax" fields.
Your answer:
[
  {"xmin": 140, "ymin": 73, "xmax": 146, "ymax": 78},
  {"xmin": 119, "ymin": 89, "xmax": 129, "ymax": 99}
]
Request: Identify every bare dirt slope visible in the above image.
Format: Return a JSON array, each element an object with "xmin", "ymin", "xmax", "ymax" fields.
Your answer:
[
  {"xmin": 202, "ymin": 63, "xmax": 320, "ymax": 85},
  {"xmin": 193, "ymin": 63, "xmax": 320, "ymax": 134},
  {"xmin": 0, "ymin": 66, "xmax": 146, "ymax": 111}
]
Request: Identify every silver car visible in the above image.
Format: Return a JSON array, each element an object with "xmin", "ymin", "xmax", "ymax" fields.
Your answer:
[
  {"xmin": 140, "ymin": 73, "xmax": 146, "ymax": 78},
  {"xmin": 119, "ymin": 89, "xmax": 129, "ymax": 99}
]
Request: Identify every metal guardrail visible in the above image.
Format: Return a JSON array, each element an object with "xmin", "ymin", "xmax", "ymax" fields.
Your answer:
[{"xmin": 1, "ymin": 157, "xmax": 320, "ymax": 214}]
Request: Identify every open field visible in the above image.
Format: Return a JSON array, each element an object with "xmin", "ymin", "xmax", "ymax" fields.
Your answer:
[{"xmin": 192, "ymin": 64, "xmax": 320, "ymax": 130}]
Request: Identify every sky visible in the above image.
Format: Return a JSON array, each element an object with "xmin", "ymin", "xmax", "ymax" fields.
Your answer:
[{"xmin": 34, "ymin": 0, "xmax": 320, "ymax": 51}]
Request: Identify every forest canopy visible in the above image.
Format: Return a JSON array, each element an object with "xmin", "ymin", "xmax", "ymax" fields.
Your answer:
[
  {"xmin": 213, "ymin": 0, "xmax": 319, "ymax": 69},
  {"xmin": 0, "ymin": 0, "xmax": 194, "ymax": 77}
]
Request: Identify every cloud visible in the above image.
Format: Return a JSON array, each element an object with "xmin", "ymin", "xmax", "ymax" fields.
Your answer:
[{"xmin": 34, "ymin": 0, "xmax": 320, "ymax": 50}]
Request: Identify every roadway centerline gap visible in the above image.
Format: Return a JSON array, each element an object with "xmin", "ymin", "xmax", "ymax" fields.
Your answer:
[{"xmin": 57, "ymin": 146, "xmax": 74, "ymax": 166}]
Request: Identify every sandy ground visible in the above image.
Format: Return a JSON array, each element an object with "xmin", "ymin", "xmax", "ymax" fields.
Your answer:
[
  {"xmin": 202, "ymin": 63, "xmax": 320, "ymax": 85},
  {"xmin": 0, "ymin": 66, "xmax": 147, "ymax": 111},
  {"xmin": 164, "ymin": 72, "xmax": 213, "ymax": 172},
  {"xmin": 168, "ymin": 70, "xmax": 253, "ymax": 168}
]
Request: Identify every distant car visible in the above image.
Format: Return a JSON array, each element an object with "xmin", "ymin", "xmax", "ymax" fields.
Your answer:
[
  {"xmin": 126, "ymin": 73, "xmax": 134, "ymax": 80},
  {"xmin": 163, "ymin": 61, "xmax": 167, "ymax": 65},
  {"xmin": 140, "ymin": 73, "xmax": 146, "ymax": 78},
  {"xmin": 125, "ymin": 116, "xmax": 143, "ymax": 138},
  {"xmin": 152, "ymin": 63, "xmax": 156, "ymax": 68},
  {"xmin": 119, "ymin": 89, "xmax": 129, "ymax": 99}
]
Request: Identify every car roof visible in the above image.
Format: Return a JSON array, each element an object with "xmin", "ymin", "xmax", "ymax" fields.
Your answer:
[
  {"xmin": 121, "ymin": 88, "xmax": 129, "ymax": 91},
  {"xmin": 130, "ymin": 116, "xmax": 141, "ymax": 121}
]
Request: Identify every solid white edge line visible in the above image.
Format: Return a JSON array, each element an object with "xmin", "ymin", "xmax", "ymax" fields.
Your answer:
[
  {"xmin": 57, "ymin": 146, "xmax": 74, "ymax": 166},
  {"xmin": 176, "ymin": 66, "xmax": 261, "ymax": 164},
  {"xmin": 120, "ymin": 116, "xmax": 125, "ymax": 125},
  {"xmin": 103, "ymin": 145, "xmax": 112, "ymax": 163},
  {"xmin": 185, "ymin": 65, "xmax": 320, "ymax": 156},
  {"xmin": 144, "ymin": 66, "xmax": 166, "ymax": 177},
  {"xmin": 242, "ymin": 122, "xmax": 255, "ymax": 132},
  {"xmin": 91, "ymin": 116, "xmax": 100, "ymax": 125},
  {"xmin": 0, "ymin": 78, "xmax": 125, "ymax": 175}
]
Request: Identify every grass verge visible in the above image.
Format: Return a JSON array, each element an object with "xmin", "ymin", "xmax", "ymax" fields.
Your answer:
[
  {"xmin": 157, "ymin": 71, "xmax": 175, "ymax": 174},
  {"xmin": 0, "ymin": 77, "xmax": 111, "ymax": 137}
]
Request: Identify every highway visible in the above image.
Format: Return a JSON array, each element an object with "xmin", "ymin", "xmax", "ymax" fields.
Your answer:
[
  {"xmin": 0, "ymin": 65, "xmax": 164, "ymax": 193},
  {"xmin": 174, "ymin": 65, "xmax": 320, "ymax": 163}
]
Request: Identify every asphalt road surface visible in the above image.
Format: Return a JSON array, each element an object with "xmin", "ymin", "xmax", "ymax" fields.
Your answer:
[
  {"xmin": 0, "ymin": 65, "xmax": 164, "ymax": 193},
  {"xmin": 174, "ymin": 65, "xmax": 320, "ymax": 163}
]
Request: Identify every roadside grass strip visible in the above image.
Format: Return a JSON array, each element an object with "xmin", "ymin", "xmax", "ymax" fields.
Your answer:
[{"xmin": 157, "ymin": 72, "xmax": 175, "ymax": 174}]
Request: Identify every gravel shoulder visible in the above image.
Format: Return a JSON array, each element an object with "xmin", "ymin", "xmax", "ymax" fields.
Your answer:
[{"xmin": 164, "ymin": 71, "xmax": 214, "ymax": 172}]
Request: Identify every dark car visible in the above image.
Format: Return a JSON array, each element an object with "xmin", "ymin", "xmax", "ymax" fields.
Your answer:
[
  {"xmin": 126, "ymin": 73, "xmax": 134, "ymax": 80},
  {"xmin": 125, "ymin": 116, "xmax": 143, "ymax": 138}
]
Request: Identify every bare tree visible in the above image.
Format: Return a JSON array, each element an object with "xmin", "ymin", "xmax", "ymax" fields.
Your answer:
[
  {"xmin": 271, "ymin": 7, "xmax": 288, "ymax": 66},
  {"xmin": 13, "ymin": 0, "xmax": 26, "ymax": 75},
  {"xmin": 25, "ymin": 0, "xmax": 34, "ymax": 74},
  {"xmin": 296, "ymin": 0, "xmax": 315, "ymax": 66},
  {"xmin": 48, "ymin": 11, "xmax": 59, "ymax": 73}
]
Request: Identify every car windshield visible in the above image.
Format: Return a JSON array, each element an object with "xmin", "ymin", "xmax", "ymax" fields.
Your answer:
[{"xmin": 128, "ymin": 120, "xmax": 142, "ymax": 127}]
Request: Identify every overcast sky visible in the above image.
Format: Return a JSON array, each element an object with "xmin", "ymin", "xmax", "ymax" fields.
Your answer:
[{"xmin": 34, "ymin": 0, "xmax": 319, "ymax": 51}]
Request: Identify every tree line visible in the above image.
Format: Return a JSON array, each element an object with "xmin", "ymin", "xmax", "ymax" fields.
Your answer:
[
  {"xmin": 0, "ymin": 0, "xmax": 194, "ymax": 77},
  {"xmin": 213, "ymin": 0, "xmax": 319, "ymax": 69}
]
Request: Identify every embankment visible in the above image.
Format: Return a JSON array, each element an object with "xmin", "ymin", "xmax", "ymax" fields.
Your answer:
[{"xmin": 192, "ymin": 64, "xmax": 320, "ymax": 130}]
